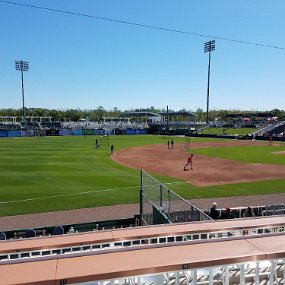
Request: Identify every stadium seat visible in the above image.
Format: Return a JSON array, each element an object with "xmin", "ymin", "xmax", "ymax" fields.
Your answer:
[
  {"xmin": 53, "ymin": 226, "xmax": 64, "ymax": 235},
  {"xmin": 24, "ymin": 229, "xmax": 36, "ymax": 238},
  {"xmin": 0, "ymin": 232, "xmax": 6, "ymax": 240}
]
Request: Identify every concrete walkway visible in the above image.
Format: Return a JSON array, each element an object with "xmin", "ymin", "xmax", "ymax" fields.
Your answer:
[{"xmin": 0, "ymin": 193, "xmax": 285, "ymax": 231}]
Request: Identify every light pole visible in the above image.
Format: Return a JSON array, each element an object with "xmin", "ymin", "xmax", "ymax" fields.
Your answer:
[
  {"xmin": 204, "ymin": 40, "xmax": 215, "ymax": 125},
  {"xmin": 15, "ymin": 60, "xmax": 29, "ymax": 127}
]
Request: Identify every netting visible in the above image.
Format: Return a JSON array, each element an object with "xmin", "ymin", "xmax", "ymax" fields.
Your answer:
[
  {"xmin": 140, "ymin": 170, "xmax": 212, "ymax": 225},
  {"xmin": 184, "ymin": 135, "xmax": 191, "ymax": 152}
]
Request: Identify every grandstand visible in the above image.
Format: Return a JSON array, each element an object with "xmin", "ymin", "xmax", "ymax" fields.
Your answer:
[
  {"xmin": 225, "ymin": 113, "xmax": 275, "ymax": 128},
  {"xmin": 1, "ymin": 217, "xmax": 285, "ymax": 284},
  {"xmin": 1, "ymin": 111, "xmax": 284, "ymax": 139},
  {"xmin": 61, "ymin": 117, "xmax": 147, "ymax": 134},
  {"xmin": 123, "ymin": 110, "xmax": 201, "ymax": 135},
  {"xmin": 0, "ymin": 116, "xmax": 22, "ymax": 131},
  {"xmin": 0, "ymin": 122, "xmax": 21, "ymax": 131},
  {"xmin": 253, "ymin": 120, "xmax": 285, "ymax": 138},
  {"xmin": 0, "ymin": 116, "xmax": 61, "ymax": 134}
]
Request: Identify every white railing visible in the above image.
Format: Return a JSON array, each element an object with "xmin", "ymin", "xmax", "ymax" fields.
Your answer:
[{"xmin": 1, "ymin": 224, "xmax": 284, "ymax": 263}]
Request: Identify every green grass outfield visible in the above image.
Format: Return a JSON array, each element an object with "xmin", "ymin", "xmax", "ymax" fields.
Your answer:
[
  {"xmin": 0, "ymin": 135, "xmax": 284, "ymax": 217},
  {"xmin": 201, "ymin": 127, "xmax": 256, "ymax": 135}
]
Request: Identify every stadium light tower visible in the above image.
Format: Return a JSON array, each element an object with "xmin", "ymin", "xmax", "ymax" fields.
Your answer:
[
  {"xmin": 15, "ymin": 60, "xmax": 29, "ymax": 127},
  {"xmin": 204, "ymin": 40, "xmax": 215, "ymax": 125}
]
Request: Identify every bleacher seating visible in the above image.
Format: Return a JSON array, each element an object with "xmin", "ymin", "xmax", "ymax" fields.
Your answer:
[
  {"xmin": 0, "ymin": 123, "xmax": 21, "ymax": 130},
  {"xmin": 61, "ymin": 120, "xmax": 147, "ymax": 131},
  {"xmin": 0, "ymin": 233, "xmax": 6, "ymax": 240},
  {"xmin": 41, "ymin": 121, "xmax": 61, "ymax": 129},
  {"xmin": 0, "ymin": 216, "xmax": 284, "ymax": 263},
  {"xmin": 0, "ymin": 217, "xmax": 285, "ymax": 284},
  {"xmin": 24, "ymin": 121, "xmax": 41, "ymax": 130}
]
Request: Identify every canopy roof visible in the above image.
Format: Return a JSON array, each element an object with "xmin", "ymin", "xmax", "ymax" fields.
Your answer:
[
  {"xmin": 123, "ymin": 111, "xmax": 161, "ymax": 117},
  {"xmin": 124, "ymin": 111, "xmax": 196, "ymax": 117},
  {"xmin": 159, "ymin": 110, "xmax": 196, "ymax": 117},
  {"xmin": 226, "ymin": 112, "xmax": 274, "ymax": 118}
]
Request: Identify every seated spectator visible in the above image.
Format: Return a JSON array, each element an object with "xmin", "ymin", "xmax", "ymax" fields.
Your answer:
[
  {"xmin": 243, "ymin": 206, "xmax": 255, "ymax": 217},
  {"xmin": 209, "ymin": 202, "xmax": 219, "ymax": 220},
  {"xmin": 221, "ymin": 208, "xmax": 235, "ymax": 219}
]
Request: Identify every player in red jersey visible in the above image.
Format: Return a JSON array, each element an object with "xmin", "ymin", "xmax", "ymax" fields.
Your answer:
[{"xmin": 184, "ymin": 153, "xmax": 194, "ymax": 171}]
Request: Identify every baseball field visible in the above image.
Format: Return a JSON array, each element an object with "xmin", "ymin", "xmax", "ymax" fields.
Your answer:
[{"xmin": 0, "ymin": 135, "xmax": 285, "ymax": 217}]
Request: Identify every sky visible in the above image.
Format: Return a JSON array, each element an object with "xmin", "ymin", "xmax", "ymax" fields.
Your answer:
[{"xmin": 0, "ymin": 0, "xmax": 284, "ymax": 112}]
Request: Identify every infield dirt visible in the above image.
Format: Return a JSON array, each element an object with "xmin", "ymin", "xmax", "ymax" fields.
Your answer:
[{"xmin": 112, "ymin": 140, "xmax": 285, "ymax": 187}]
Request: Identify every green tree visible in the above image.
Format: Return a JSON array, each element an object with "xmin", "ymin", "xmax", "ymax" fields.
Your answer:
[{"xmin": 195, "ymin": 108, "xmax": 205, "ymax": 122}]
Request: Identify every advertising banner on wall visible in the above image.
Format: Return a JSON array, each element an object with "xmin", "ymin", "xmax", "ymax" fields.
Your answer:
[
  {"xmin": 137, "ymin": 129, "xmax": 147, "ymax": 134},
  {"xmin": 59, "ymin": 129, "xmax": 71, "ymax": 136},
  {"xmin": 22, "ymin": 130, "xmax": 34, "ymax": 137},
  {"xmin": 126, "ymin": 129, "xmax": 136, "ymax": 135},
  {"xmin": 71, "ymin": 129, "xmax": 82, "ymax": 136},
  {"xmin": 7, "ymin": 130, "xmax": 22, "ymax": 137},
  {"xmin": 94, "ymin": 129, "xmax": 105, "ymax": 135},
  {"xmin": 0, "ymin": 131, "xmax": 8, "ymax": 137},
  {"xmin": 126, "ymin": 129, "xmax": 147, "ymax": 135},
  {"xmin": 82, "ymin": 129, "xmax": 93, "ymax": 135}
]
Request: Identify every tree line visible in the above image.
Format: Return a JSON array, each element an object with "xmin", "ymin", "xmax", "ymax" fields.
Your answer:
[{"xmin": 0, "ymin": 107, "xmax": 284, "ymax": 122}]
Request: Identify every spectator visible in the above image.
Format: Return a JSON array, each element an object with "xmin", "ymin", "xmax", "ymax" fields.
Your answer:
[
  {"xmin": 243, "ymin": 206, "xmax": 255, "ymax": 217},
  {"xmin": 209, "ymin": 202, "xmax": 219, "ymax": 220},
  {"xmin": 68, "ymin": 227, "xmax": 75, "ymax": 234},
  {"xmin": 221, "ymin": 208, "xmax": 235, "ymax": 219}
]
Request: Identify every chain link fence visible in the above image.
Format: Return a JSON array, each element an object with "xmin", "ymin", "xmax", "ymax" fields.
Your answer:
[
  {"xmin": 261, "ymin": 203, "xmax": 285, "ymax": 216},
  {"xmin": 140, "ymin": 169, "xmax": 212, "ymax": 225}
]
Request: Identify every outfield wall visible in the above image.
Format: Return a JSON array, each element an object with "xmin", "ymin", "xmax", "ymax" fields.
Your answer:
[
  {"xmin": 0, "ymin": 130, "xmax": 35, "ymax": 137},
  {"xmin": 0, "ymin": 128, "xmax": 148, "ymax": 138}
]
